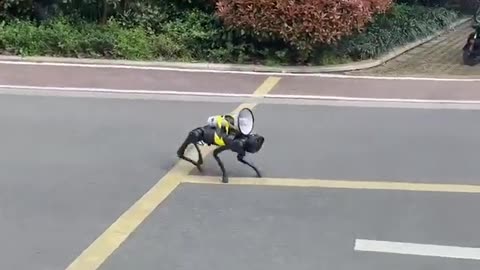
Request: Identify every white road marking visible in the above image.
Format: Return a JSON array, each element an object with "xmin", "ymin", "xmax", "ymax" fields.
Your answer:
[
  {"xmin": 0, "ymin": 85, "xmax": 253, "ymax": 97},
  {"xmin": 266, "ymin": 94, "xmax": 480, "ymax": 104},
  {"xmin": 354, "ymin": 239, "xmax": 480, "ymax": 260},
  {"xmin": 7, "ymin": 87, "xmax": 480, "ymax": 110},
  {"xmin": 1, "ymin": 59, "xmax": 480, "ymax": 81},
  {"xmin": 2, "ymin": 84, "xmax": 480, "ymax": 105}
]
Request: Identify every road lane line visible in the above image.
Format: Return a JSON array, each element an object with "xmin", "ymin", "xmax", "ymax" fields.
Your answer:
[
  {"xmin": 265, "ymin": 94, "xmax": 480, "ymax": 104},
  {"xmin": 2, "ymin": 59, "xmax": 480, "ymax": 81},
  {"xmin": 182, "ymin": 175, "xmax": 480, "ymax": 193},
  {"xmin": 354, "ymin": 239, "xmax": 480, "ymax": 260},
  {"xmin": 5, "ymin": 84, "xmax": 480, "ymax": 105},
  {"xmin": 64, "ymin": 76, "xmax": 281, "ymax": 270},
  {"xmin": 252, "ymin": 77, "xmax": 282, "ymax": 96},
  {"xmin": 0, "ymin": 85, "xmax": 255, "ymax": 97}
]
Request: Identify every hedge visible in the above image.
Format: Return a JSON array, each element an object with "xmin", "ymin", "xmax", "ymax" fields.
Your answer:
[
  {"xmin": 0, "ymin": 12, "xmax": 225, "ymax": 61},
  {"xmin": 0, "ymin": 3, "xmax": 461, "ymax": 65},
  {"xmin": 331, "ymin": 4, "xmax": 460, "ymax": 62},
  {"xmin": 216, "ymin": 0, "xmax": 393, "ymax": 60}
]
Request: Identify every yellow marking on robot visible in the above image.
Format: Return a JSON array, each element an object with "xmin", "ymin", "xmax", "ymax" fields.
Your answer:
[
  {"xmin": 64, "ymin": 76, "xmax": 281, "ymax": 270},
  {"xmin": 182, "ymin": 175, "xmax": 480, "ymax": 193},
  {"xmin": 214, "ymin": 132, "xmax": 225, "ymax": 146}
]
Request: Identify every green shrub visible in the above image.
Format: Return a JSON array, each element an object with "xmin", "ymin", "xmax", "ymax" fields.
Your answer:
[
  {"xmin": 160, "ymin": 10, "xmax": 221, "ymax": 57},
  {"xmin": 0, "ymin": 0, "xmax": 35, "ymax": 20},
  {"xmin": 111, "ymin": 1, "xmax": 196, "ymax": 35},
  {"xmin": 0, "ymin": 3, "xmax": 463, "ymax": 66},
  {"xmin": 158, "ymin": 9, "xmax": 263, "ymax": 63},
  {"xmin": 215, "ymin": 0, "xmax": 394, "ymax": 62},
  {"xmin": 171, "ymin": 0, "xmax": 217, "ymax": 12},
  {"xmin": 396, "ymin": 0, "xmax": 449, "ymax": 7},
  {"xmin": 325, "ymin": 3, "xmax": 459, "ymax": 61},
  {"xmin": 0, "ymin": 17, "xmax": 184, "ymax": 60}
]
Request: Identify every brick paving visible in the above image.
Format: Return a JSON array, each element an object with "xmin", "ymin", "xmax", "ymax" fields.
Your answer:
[{"xmin": 346, "ymin": 19, "xmax": 480, "ymax": 77}]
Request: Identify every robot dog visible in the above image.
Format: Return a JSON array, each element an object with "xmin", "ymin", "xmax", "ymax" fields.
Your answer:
[{"xmin": 176, "ymin": 108, "xmax": 264, "ymax": 183}]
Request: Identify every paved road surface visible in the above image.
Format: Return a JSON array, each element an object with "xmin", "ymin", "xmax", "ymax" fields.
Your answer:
[
  {"xmin": 4, "ymin": 61, "xmax": 480, "ymax": 101},
  {"xmin": 2, "ymin": 62, "xmax": 480, "ymax": 270},
  {"xmin": 3, "ymin": 62, "xmax": 480, "ymax": 101},
  {"xmin": 0, "ymin": 62, "xmax": 268, "ymax": 93},
  {"xmin": 100, "ymin": 184, "xmax": 480, "ymax": 270},
  {"xmin": 194, "ymin": 103, "xmax": 480, "ymax": 184},
  {"xmin": 0, "ymin": 94, "xmax": 236, "ymax": 270}
]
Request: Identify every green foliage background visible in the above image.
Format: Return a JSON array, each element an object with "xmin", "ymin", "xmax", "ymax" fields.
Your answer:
[{"xmin": 0, "ymin": 0, "xmax": 462, "ymax": 65}]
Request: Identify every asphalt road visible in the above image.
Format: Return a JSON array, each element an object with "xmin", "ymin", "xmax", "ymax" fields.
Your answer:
[
  {"xmin": 100, "ymin": 184, "xmax": 480, "ymax": 270},
  {"xmin": 2, "ymin": 93, "xmax": 480, "ymax": 270},
  {"xmin": 3, "ymin": 62, "xmax": 480, "ymax": 100},
  {"xmin": 2, "ymin": 63, "xmax": 480, "ymax": 270},
  {"xmin": 0, "ymin": 94, "xmax": 235, "ymax": 270},
  {"xmin": 194, "ymin": 103, "xmax": 480, "ymax": 184},
  {"xmin": 0, "ymin": 63, "xmax": 268, "ymax": 94}
]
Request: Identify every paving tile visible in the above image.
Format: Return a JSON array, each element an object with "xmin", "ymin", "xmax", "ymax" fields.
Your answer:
[{"xmin": 347, "ymin": 20, "xmax": 480, "ymax": 77}]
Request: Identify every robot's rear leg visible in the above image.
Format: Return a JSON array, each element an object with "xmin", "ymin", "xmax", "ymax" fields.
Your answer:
[
  {"xmin": 213, "ymin": 145, "xmax": 230, "ymax": 183},
  {"xmin": 177, "ymin": 128, "xmax": 204, "ymax": 171}
]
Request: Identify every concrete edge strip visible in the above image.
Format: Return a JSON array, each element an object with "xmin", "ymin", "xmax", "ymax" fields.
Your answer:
[
  {"xmin": 2, "ymin": 84, "xmax": 480, "ymax": 104},
  {"xmin": 0, "ymin": 17, "xmax": 471, "ymax": 74},
  {"xmin": 181, "ymin": 175, "xmax": 480, "ymax": 193}
]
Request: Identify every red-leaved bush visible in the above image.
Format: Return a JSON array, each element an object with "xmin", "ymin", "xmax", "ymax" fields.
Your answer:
[{"xmin": 215, "ymin": 0, "xmax": 393, "ymax": 55}]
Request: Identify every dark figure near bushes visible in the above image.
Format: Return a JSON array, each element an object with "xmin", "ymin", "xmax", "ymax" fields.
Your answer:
[
  {"xmin": 462, "ymin": 30, "xmax": 480, "ymax": 65},
  {"xmin": 462, "ymin": 6, "xmax": 480, "ymax": 65},
  {"xmin": 32, "ymin": 0, "xmax": 56, "ymax": 23}
]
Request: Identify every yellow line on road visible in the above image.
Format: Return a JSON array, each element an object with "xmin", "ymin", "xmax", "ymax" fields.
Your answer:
[
  {"xmin": 182, "ymin": 175, "xmax": 480, "ymax": 193},
  {"xmin": 251, "ymin": 76, "xmax": 282, "ymax": 97},
  {"xmin": 64, "ymin": 76, "xmax": 281, "ymax": 270}
]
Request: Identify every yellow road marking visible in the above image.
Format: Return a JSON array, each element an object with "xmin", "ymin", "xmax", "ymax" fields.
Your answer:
[
  {"xmin": 64, "ymin": 76, "xmax": 281, "ymax": 270},
  {"xmin": 182, "ymin": 175, "xmax": 480, "ymax": 193},
  {"xmin": 252, "ymin": 76, "xmax": 282, "ymax": 97}
]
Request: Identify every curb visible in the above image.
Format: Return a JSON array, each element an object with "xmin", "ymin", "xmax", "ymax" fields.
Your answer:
[{"xmin": 0, "ymin": 17, "xmax": 471, "ymax": 74}]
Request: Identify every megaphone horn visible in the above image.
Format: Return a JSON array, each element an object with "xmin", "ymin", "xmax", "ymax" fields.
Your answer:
[{"xmin": 237, "ymin": 107, "xmax": 254, "ymax": 135}]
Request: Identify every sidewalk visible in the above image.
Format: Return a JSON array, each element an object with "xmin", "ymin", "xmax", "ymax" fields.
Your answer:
[{"xmin": 348, "ymin": 21, "xmax": 480, "ymax": 77}]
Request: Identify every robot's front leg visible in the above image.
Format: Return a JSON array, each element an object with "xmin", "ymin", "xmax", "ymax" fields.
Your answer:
[
  {"xmin": 177, "ymin": 129, "xmax": 204, "ymax": 172},
  {"xmin": 213, "ymin": 145, "xmax": 230, "ymax": 183},
  {"xmin": 237, "ymin": 154, "xmax": 262, "ymax": 178}
]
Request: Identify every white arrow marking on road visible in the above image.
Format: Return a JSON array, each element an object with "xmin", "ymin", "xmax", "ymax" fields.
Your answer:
[{"xmin": 354, "ymin": 239, "xmax": 480, "ymax": 261}]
